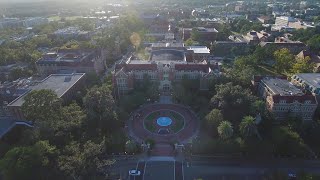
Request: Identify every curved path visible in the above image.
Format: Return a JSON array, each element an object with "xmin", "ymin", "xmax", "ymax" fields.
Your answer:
[{"xmin": 128, "ymin": 103, "xmax": 199, "ymax": 145}]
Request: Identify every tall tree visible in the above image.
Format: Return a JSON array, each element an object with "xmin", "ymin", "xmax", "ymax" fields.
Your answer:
[
  {"xmin": 211, "ymin": 82, "xmax": 256, "ymax": 110},
  {"xmin": 239, "ymin": 116, "xmax": 258, "ymax": 138},
  {"xmin": 22, "ymin": 89, "xmax": 62, "ymax": 124},
  {"xmin": 205, "ymin": 109, "xmax": 224, "ymax": 131},
  {"xmin": 307, "ymin": 34, "xmax": 320, "ymax": 53},
  {"xmin": 217, "ymin": 121, "xmax": 233, "ymax": 140},
  {"xmin": 83, "ymin": 85, "xmax": 118, "ymax": 134},
  {"xmin": 291, "ymin": 56, "xmax": 315, "ymax": 73},
  {"xmin": 273, "ymin": 48, "xmax": 295, "ymax": 74},
  {"xmin": 0, "ymin": 141, "xmax": 57, "ymax": 180},
  {"xmin": 58, "ymin": 140, "xmax": 114, "ymax": 180}
]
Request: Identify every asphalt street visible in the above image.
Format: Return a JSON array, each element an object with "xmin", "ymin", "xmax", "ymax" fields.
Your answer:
[{"xmin": 109, "ymin": 156, "xmax": 320, "ymax": 180}]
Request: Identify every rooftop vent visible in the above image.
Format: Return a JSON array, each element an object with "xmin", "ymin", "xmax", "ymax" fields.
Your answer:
[{"xmin": 64, "ymin": 76, "xmax": 72, "ymax": 82}]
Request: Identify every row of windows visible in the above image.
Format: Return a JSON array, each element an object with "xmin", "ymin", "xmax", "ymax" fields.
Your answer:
[
  {"xmin": 117, "ymin": 78, "xmax": 126, "ymax": 84},
  {"xmin": 273, "ymin": 106, "xmax": 315, "ymax": 112},
  {"xmin": 39, "ymin": 64, "xmax": 57, "ymax": 67},
  {"xmin": 278, "ymin": 100, "xmax": 312, "ymax": 104},
  {"xmin": 134, "ymin": 74, "xmax": 157, "ymax": 79}
]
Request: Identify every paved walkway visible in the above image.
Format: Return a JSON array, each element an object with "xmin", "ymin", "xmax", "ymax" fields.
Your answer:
[
  {"xmin": 151, "ymin": 143, "xmax": 174, "ymax": 156},
  {"xmin": 127, "ymin": 103, "xmax": 199, "ymax": 144},
  {"xmin": 159, "ymin": 96, "xmax": 172, "ymax": 104}
]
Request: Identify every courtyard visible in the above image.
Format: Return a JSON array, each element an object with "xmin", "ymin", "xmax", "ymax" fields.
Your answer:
[{"xmin": 127, "ymin": 103, "xmax": 199, "ymax": 156}]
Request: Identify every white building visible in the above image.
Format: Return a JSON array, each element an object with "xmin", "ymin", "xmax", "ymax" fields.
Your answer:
[{"xmin": 275, "ymin": 16, "xmax": 297, "ymax": 27}]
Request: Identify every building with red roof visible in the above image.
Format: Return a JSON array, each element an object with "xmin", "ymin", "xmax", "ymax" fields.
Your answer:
[
  {"xmin": 113, "ymin": 44, "xmax": 219, "ymax": 95},
  {"xmin": 253, "ymin": 76, "xmax": 317, "ymax": 121}
]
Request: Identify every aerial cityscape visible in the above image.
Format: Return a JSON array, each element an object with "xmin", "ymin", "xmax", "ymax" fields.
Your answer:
[{"xmin": 0, "ymin": 0, "xmax": 320, "ymax": 179}]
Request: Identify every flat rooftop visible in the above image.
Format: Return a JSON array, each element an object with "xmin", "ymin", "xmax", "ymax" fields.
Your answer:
[
  {"xmin": 37, "ymin": 51, "xmax": 94, "ymax": 64},
  {"xmin": 150, "ymin": 50, "xmax": 185, "ymax": 61},
  {"xmin": 186, "ymin": 46, "xmax": 210, "ymax": 54},
  {"xmin": 151, "ymin": 43, "xmax": 184, "ymax": 48},
  {"xmin": 294, "ymin": 73, "xmax": 320, "ymax": 88},
  {"xmin": 196, "ymin": 27, "xmax": 218, "ymax": 33},
  {"xmin": 262, "ymin": 77, "xmax": 303, "ymax": 96},
  {"xmin": 8, "ymin": 73, "xmax": 85, "ymax": 107}
]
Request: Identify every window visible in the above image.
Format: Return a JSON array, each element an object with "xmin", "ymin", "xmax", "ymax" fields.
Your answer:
[
  {"xmin": 305, "ymin": 100, "xmax": 311, "ymax": 104},
  {"xmin": 279, "ymin": 100, "xmax": 286, "ymax": 104},
  {"xmin": 175, "ymin": 73, "xmax": 182, "ymax": 80}
]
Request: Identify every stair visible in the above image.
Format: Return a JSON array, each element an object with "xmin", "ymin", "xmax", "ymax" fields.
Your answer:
[{"xmin": 151, "ymin": 143, "xmax": 174, "ymax": 156}]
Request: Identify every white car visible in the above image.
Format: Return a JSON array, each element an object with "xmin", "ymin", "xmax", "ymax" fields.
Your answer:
[
  {"xmin": 288, "ymin": 173, "xmax": 297, "ymax": 179},
  {"xmin": 129, "ymin": 170, "xmax": 141, "ymax": 176}
]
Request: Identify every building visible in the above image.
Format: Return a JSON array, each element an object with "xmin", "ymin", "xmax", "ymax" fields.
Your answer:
[
  {"xmin": 7, "ymin": 73, "xmax": 86, "ymax": 120},
  {"xmin": 291, "ymin": 73, "xmax": 320, "ymax": 96},
  {"xmin": 141, "ymin": 14, "xmax": 170, "ymax": 34},
  {"xmin": 0, "ymin": 78, "xmax": 32, "ymax": 109},
  {"xmin": 242, "ymin": 31, "xmax": 272, "ymax": 45},
  {"xmin": 113, "ymin": 43, "xmax": 219, "ymax": 95},
  {"xmin": 212, "ymin": 41, "xmax": 250, "ymax": 56},
  {"xmin": 0, "ymin": 18, "xmax": 23, "ymax": 29},
  {"xmin": 185, "ymin": 46, "xmax": 210, "ymax": 61},
  {"xmin": 257, "ymin": 16, "xmax": 273, "ymax": 24},
  {"xmin": 50, "ymin": 27, "xmax": 91, "ymax": 40},
  {"xmin": 22, "ymin": 17, "xmax": 48, "ymax": 27},
  {"xmin": 253, "ymin": 76, "xmax": 317, "ymax": 121},
  {"xmin": 296, "ymin": 50, "xmax": 320, "ymax": 72},
  {"xmin": 36, "ymin": 49, "xmax": 104, "ymax": 76},
  {"xmin": 272, "ymin": 16, "xmax": 315, "ymax": 31},
  {"xmin": 259, "ymin": 41, "xmax": 307, "ymax": 54},
  {"xmin": 181, "ymin": 27, "xmax": 218, "ymax": 42},
  {"xmin": 275, "ymin": 16, "xmax": 297, "ymax": 27}
]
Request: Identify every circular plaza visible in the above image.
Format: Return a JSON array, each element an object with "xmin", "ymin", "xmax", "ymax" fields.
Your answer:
[{"xmin": 128, "ymin": 104, "xmax": 199, "ymax": 144}]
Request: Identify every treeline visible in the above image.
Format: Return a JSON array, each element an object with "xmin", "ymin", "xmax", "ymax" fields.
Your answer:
[{"xmin": 0, "ymin": 76, "xmax": 135, "ymax": 179}]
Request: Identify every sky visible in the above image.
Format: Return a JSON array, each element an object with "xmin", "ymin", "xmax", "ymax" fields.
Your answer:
[{"xmin": 0, "ymin": 0, "xmax": 89, "ymax": 3}]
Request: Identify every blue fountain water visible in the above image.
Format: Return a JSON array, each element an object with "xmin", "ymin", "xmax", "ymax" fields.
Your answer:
[{"xmin": 157, "ymin": 117, "xmax": 172, "ymax": 126}]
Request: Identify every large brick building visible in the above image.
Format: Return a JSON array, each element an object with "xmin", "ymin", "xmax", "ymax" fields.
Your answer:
[
  {"xmin": 7, "ymin": 73, "xmax": 86, "ymax": 120},
  {"xmin": 113, "ymin": 43, "xmax": 218, "ymax": 95},
  {"xmin": 36, "ymin": 49, "xmax": 105, "ymax": 76},
  {"xmin": 252, "ymin": 76, "xmax": 317, "ymax": 121}
]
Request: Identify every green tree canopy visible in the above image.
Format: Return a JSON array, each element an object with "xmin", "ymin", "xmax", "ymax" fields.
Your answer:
[
  {"xmin": 205, "ymin": 109, "xmax": 224, "ymax": 131},
  {"xmin": 307, "ymin": 34, "xmax": 320, "ymax": 54},
  {"xmin": 239, "ymin": 116, "xmax": 258, "ymax": 138},
  {"xmin": 58, "ymin": 140, "xmax": 114, "ymax": 179},
  {"xmin": 0, "ymin": 141, "xmax": 57, "ymax": 180},
  {"xmin": 217, "ymin": 121, "xmax": 234, "ymax": 140},
  {"xmin": 83, "ymin": 85, "xmax": 118, "ymax": 135},
  {"xmin": 273, "ymin": 48, "xmax": 295, "ymax": 74},
  {"xmin": 22, "ymin": 89, "xmax": 62, "ymax": 124},
  {"xmin": 291, "ymin": 56, "xmax": 315, "ymax": 74},
  {"xmin": 271, "ymin": 127, "xmax": 309, "ymax": 157},
  {"xmin": 211, "ymin": 82, "xmax": 256, "ymax": 110}
]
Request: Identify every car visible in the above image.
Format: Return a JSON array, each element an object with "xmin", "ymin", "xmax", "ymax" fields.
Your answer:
[
  {"xmin": 129, "ymin": 170, "xmax": 141, "ymax": 176},
  {"xmin": 288, "ymin": 173, "xmax": 297, "ymax": 179}
]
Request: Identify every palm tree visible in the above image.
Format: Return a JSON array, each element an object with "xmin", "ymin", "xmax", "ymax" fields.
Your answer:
[
  {"xmin": 240, "ymin": 116, "xmax": 258, "ymax": 138},
  {"xmin": 217, "ymin": 121, "xmax": 233, "ymax": 140}
]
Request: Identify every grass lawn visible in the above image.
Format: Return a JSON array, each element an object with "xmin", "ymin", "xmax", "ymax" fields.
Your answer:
[
  {"xmin": 48, "ymin": 16, "xmax": 61, "ymax": 21},
  {"xmin": 170, "ymin": 111, "xmax": 185, "ymax": 133},
  {"xmin": 144, "ymin": 111, "xmax": 160, "ymax": 132}
]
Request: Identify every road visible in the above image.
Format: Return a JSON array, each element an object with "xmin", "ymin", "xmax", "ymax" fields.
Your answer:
[{"xmin": 109, "ymin": 156, "xmax": 320, "ymax": 180}]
